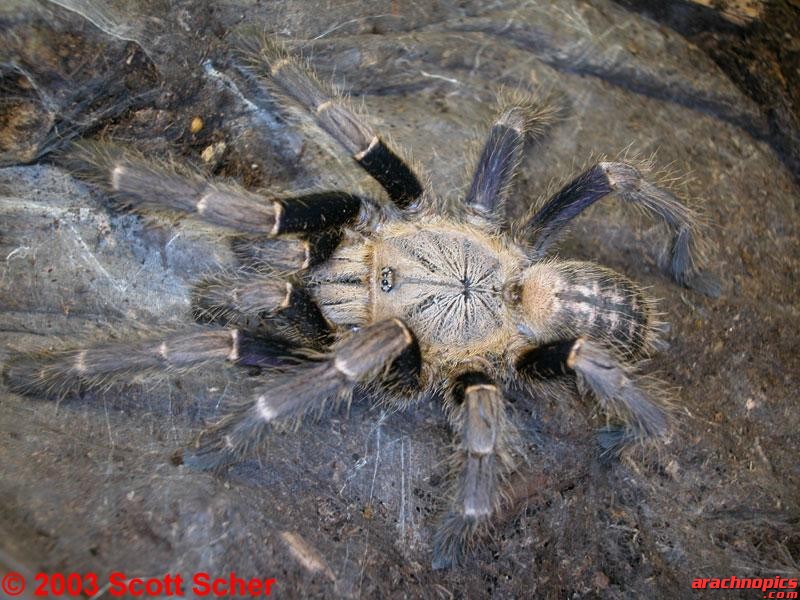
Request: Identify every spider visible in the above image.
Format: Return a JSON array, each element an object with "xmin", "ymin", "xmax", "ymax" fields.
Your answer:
[{"xmin": 3, "ymin": 34, "xmax": 717, "ymax": 569}]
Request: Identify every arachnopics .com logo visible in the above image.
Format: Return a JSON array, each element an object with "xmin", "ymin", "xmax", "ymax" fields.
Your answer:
[{"xmin": 692, "ymin": 576, "xmax": 798, "ymax": 598}]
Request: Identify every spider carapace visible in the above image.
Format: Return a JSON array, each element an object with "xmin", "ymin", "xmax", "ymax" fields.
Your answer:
[
  {"xmin": 315, "ymin": 221, "xmax": 510, "ymax": 352},
  {"xmin": 3, "ymin": 33, "xmax": 718, "ymax": 569}
]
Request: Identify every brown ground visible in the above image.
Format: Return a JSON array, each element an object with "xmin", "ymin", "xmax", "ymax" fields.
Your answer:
[
  {"xmin": 0, "ymin": 1, "xmax": 797, "ymax": 599},
  {"xmin": 617, "ymin": 0, "xmax": 800, "ymax": 182}
]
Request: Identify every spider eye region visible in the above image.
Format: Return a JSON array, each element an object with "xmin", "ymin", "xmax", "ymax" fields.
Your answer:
[
  {"xmin": 365, "ymin": 225, "xmax": 509, "ymax": 351},
  {"xmin": 380, "ymin": 267, "xmax": 394, "ymax": 292}
]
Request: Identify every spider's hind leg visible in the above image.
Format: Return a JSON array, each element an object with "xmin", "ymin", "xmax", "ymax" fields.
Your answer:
[
  {"xmin": 432, "ymin": 369, "xmax": 519, "ymax": 570},
  {"xmin": 523, "ymin": 161, "xmax": 719, "ymax": 296},
  {"xmin": 185, "ymin": 318, "xmax": 422, "ymax": 471},
  {"xmin": 517, "ymin": 338, "xmax": 670, "ymax": 451}
]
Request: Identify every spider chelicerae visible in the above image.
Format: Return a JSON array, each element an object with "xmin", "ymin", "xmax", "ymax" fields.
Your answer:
[{"xmin": 4, "ymin": 34, "xmax": 717, "ymax": 569}]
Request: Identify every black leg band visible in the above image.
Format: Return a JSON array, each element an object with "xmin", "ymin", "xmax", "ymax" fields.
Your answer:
[
  {"xmin": 465, "ymin": 123, "xmax": 523, "ymax": 213},
  {"xmin": 515, "ymin": 339, "xmax": 579, "ymax": 379},
  {"xmin": 526, "ymin": 164, "xmax": 613, "ymax": 255},
  {"xmin": 355, "ymin": 138, "xmax": 423, "ymax": 208},
  {"xmin": 235, "ymin": 331, "xmax": 299, "ymax": 367},
  {"xmin": 277, "ymin": 285, "xmax": 334, "ymax": 344},
  {"xmin": 274, "ymin": 192, "xmax": 362, "ymax": 234}
]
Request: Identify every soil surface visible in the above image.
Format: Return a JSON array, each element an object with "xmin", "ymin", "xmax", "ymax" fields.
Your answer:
[{"xmin": 1, "ymin": 1, "xmax": 797, "ymax": 598}]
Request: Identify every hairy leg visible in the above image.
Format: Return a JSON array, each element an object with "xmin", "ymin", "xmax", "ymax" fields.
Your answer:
[
  {"xmin": 63, "ymin": 141, "xmax": 364, "ymax": 234},
  {"xmin": 465, "ymin": 93, "xmax": 559, "ymax": 222},
  {"xmin": 185, "ymin": 318, "xmax": 422, "ymax": 471},
  {"xmin": 230, "ymin": 229, "xmax": 344, "ymax": 272},
  {"xmin": 523, "ymin": 161, "xmax": 719, "ymax": 295},
  {"xmin": 432, "ymin": 369, "xmax": 517, "ymax": 570},
  {"xmin": 235, "ymin": 35, "xmax": 424, "ymax": 208},
  {"xmin": 516, "ymin": 337, "xmax": 670, "ymax": 450},
  {"xmin": 193, "ymin": 271, "xmax": 332, "ymax": 345},
  {"xmin": 3, "ymin": 328, "xmax": 295, "ymax": 397}
]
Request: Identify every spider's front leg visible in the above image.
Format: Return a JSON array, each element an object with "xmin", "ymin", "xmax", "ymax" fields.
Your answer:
[
  {"xmin": 236, "ymin": 36, "xmax": 424, "ymax": 208},
  {"xmin": 465, "ymin": 95, "xmax": 559, "ymax": 223},
  {"xmin": 523, "ymin": 161, "xmax": 719, "ymax": 296},
  {"xmin": 185, "ymin": 318, "xmax": 422, "ymax": 470},
  {"xmin": 432, "ymin": 369, "xmax": 518, "ymax": 570},
  {"xmin": 517, "ymin": 337, "xmax": 669, "ymax": 450},
  {"xmin": 64, "ymin": 142, "xmax": 365, "ymax": 236},
  {"xmin": 192, "ymin": 270, "xmax": 333, "ymax": 346}
]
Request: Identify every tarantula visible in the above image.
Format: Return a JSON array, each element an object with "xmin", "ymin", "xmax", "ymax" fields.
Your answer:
[{"xmin": 3, "ymin": 35, "xmax": 716, "ymax": 569}]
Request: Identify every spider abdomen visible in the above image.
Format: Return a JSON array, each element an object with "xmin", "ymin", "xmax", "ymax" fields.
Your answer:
[{"xmin": 519, "ymin": 261, "xmax": 657, "ymax": 354}]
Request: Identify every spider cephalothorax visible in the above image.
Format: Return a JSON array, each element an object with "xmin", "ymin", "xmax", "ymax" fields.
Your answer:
[{"xmin": 3, "ymin": 34, "xmax": 717, "ymax": 568}]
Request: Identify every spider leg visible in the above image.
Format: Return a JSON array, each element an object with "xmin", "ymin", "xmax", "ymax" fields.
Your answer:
[
  {"xmin": 193, "ymin": 271, "xmax": 332, "ymax": 345},
  {"xmin": 465, "ymin": 95, "xmax": 559, "ymax": 222},
  {"xmin": 235, "ymin": 36, "xmax": 424, "ymax": 208},
  {"xmin": 63, "ymin": 141, "xmax": 363, "ymax": 235},
  {"xmin": 432, "ymin": 370, "xmax": 517, "ymax": 570},
  {"xmin": 516, "ymin": 337, "xmax": 669, "ymax": 450},
  {"xmin": 3, "ymin": 328, "xmax": 295, "ymax": 398},
  {"xmin": 523, "ymin": 161, "xmax": 719, "ymax": 296},
  {"xmin": 185, "ymin": 318, "xmax": 421, "ymax": 471},
  {"xmin": 231, "ymin": 228, "xmax": 344, "ymax": 272}
]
